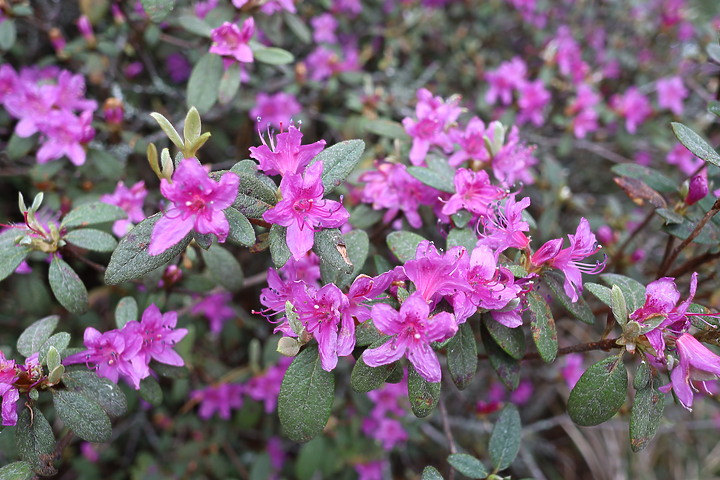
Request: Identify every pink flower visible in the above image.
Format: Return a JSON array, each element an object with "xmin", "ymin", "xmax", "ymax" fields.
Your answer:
[
  {"xmin": 561, "ymin": 353, "xmax": 584, "ymax": 389},
  {"xmin": 245, "ymin": 357, "xmax": 292, "ymax": 412},
  {"xmin": 611, "ymin": 87, "xmax": 652, "ymax": 133},
  {"xmin": 250, "ymin": 92, "xmax": 302, "ymax": 130},
  {"xmin": 448, "ymin": 117, "xmax": 490, "ymax": 167},
  {"xmin": 402, "ymin": 88, "xmax": 462, "ymax": 165},
  {"xmin": 441, "ymin": 168, "xmax": 507, "ymax": 217},
  {"xmin": 262, "ymin": 161, "xmax": 350, "ymax": 260},
  {"xmin": 311, "ymin": 14, "xmax": 338, "ymax": 44},
  {"xmin": 490, "ymin": 125, "xmax": 537, "ymax": 186},
  {"xmin": 362, "ymin": 417, "xmax": 408, "ymax": 450},
  {"xmin": 192, "ymin": 292, "xmax": 236, "ymax": 334},
  {"xmin": 477, "ymin": 194, "xmax": 532, "ymax": 254},
  {"xmin": 0, "ymin": 352, "xmax": 19, "ymax": 426},
  {"xmin": 259, "ymin": 0, "xmax": 296, "ymax": 14},
  {"xmin": 209, "ymin": 18, "xmax": 255, "ymax": 66},
  {"xmin": 485, "ymin": 57, "xmax": 527, "ymax": 106},
  {"xmin": 149, "ymin": 158, "xmax": 240, "ymax": 256},
  {"xmin": 363, "ymin": 292, "xmax": 458, "ymax": 382},
  {"xmin": 660, "ymin": 333, "xmax": 720, "ymax": 411},
  {"xmin": 36, "ymin": 110, "xmax": 94, "ymax": 166},
  {"xmin": 101, "ymin": 180, "xmax": 147, "ymax": 237},
  {"xmin": 656, "ymin": 76, "xmax": 688, "ymax": 116},
  {"xmin": 516, "ymin": 79, "xmax": 551, "ymax": 127},
  {"xmin": 123, "ymin": 304, "xmax": 187, "ymax": 367},
  {"xmin": 568, "ymin": 85, "xmax": 601, "ymax": 139},
  {"xmin": 547, "ymin": 26, "xmax": 589, "ymax": 84},
  {"xmin": 192, "ymin": 383, "xmax": 244, "ymax": 419},
  {"xmin": 355, "ymin": 460, "xmax": 386, "ymax": 480},
  {"xmin": 404, "ymin": 241, "xmax": 469, "ymax": 304},
  {"xmin": 666, "ymin": 142, "xmax": 704, "ymax": 176},
  {"xmin": 249, "ymin": 125, "xmax": 324, "ymax": 176},
  {"xmin": 686, "ymin": 174, "xmax": 708, "ymax": 206}
]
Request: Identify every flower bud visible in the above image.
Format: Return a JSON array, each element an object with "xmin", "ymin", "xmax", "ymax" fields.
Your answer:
[
  {"xmin": 685, "ymin": 174, "xmax": 708, "ymax": 206},
  {"xmin": 77, "ymin": 15, "xmax": 96, "ymax": 46},
  {"xmin": 103, "ymin": 98, "xmax": 124, "ymax": 126}
]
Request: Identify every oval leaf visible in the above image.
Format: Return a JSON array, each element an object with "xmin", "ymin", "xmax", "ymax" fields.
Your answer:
[
  {"xmin": 350, "ymin": 354, "xmax": 396, "ymax": 393},
  {"xmin": 53, "ymin": 389, "xmax": 112, "ymax": 443},
  {"xmin": 187, "ymin": 53, "xmax": 223, "ymax": 114},
  {"xmin": 0, "ymin": 462, "xmax": 34, "ymax": 480},
  {"xmin": 630, "ymin": 362, "xmax": 665, "ymax": 452},
  {"xmin": 489, "ymin": 404, "xmax": 522, "ymax": 471},
  {"xmin": 269, "ymin": 224, "xmax": 291, "ymax": 269},
  {"xmin": 139, "ymin": 376, "xmax": 163, "ymax": 405},
  {"xmin": 543, "ymin": 271, "xmax": 595, "ymax": 325},
  {"xmin": 218, "ymin": 62, "xmax": 242, "ymax": 104},
  {"xmin": 484, "ymin": 316, "xmax": 525, "ymax": 360},
  {"xmin": 599, "ymin": 273, "xmax": 646, "ymax": 312},
  {"xmin": 568, "ymin": 356, "xmax": 628, "ymax": 426},
  {"xmin": 387, "ymin": 231, "xmax": 426, "ymax": 264},
  {"xmin": 38, "ymin": 332, "xmax": 70, "ymax": 366},
  {"xmin": 421, "ymin": 466, "xmax": 444, "ymax": 480},
  {"xmin": 48, "ymin": 256, "xmax": 89, "ymax": 314},
  {"xmin": 61, "ymin": 371, "xmax": 128, "ymax": 418},
  {"xmin": 314, "ymin": 228, "xmax": 353, "ymax": 277},
  {"xmin": 481, "ymin": 324, "xmax": 520, "ymax": 390},
  {"xmin": 253, "ymin": 46, "xmax": 295, "ymax": 65},
  {"xmin": 407, "ymin": 165, "xmax": 454, "ymax": 193},
  {"xmin": 61, "ymin": 202, "xmax": 127, "ymax": 229},
  {"xmin": 526, "ymin": 291, "xmax": 558, "ymax": 362},
  {"xmin": 447, "ymin": 453, "xmax": 488, "ymax": 479},
  {"xmin": 225, "ymin": 208, "xmax": 255, "ymax": 247},
  {"xmin": 309, "ymin": 139, "xmax": 365, "ymax": 194},
  {"xmin": 278, "ymin": 345, "xmax": 335, "ymax": 443},
  {"xmin": 671, "ymin": 122, "xmax": 720, "ymax": 168},
  {"xmin": 201, "ymin": 244, "xmax": 244, "ymax": 291},
  {"xmin": 17, "ymin": 316, "xmax": 59, "ymax": 358},
  {"xmin": 407, "ymin": 365, "xmax": 440, "ymax": 418},
  {"xmin": 16, "ymin": 406, "xmax": 56, "ymax": 476},
  {"xmin": 0, "ymin": 230, "xmax": 31, "ymax": 283},
  {"xmin": 447, "ymin": 323, "xmax": 478, "ymax": 390},
  {"xmin": 64, "ymin": 228, "xmax": 118, "ymax": 252},
  {"xmin": 141, "ymin": 0, "xmax": 175, "ymax": 23},
  {"xmin": 115, "ymin": 296, "xmax": 138, "ymax": 329}
]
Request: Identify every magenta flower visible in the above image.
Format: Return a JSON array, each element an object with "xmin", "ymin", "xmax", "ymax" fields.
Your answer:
[
  {"xmin": 441, "ymin": 168, "xmax": 507, "ymax": 217},
  {"xmin": 362, "ymin": 417, "xmax": 408, "ymax": 450},
  {"xmin": 124, "ymin": 304, "xmax": 187, "ymax": 367},
  {"xmin": 477, "ymin": 194, "xmax": 532, "ymax": 254},
  {"xmin": 355, "ymin": 460, "xmax": 386, "ymax": 480},
  {"xmin": 547, "ymin": 26, "xmax": 589, "ymax": 84},
  {"xmin": 192, "ymin": 291, "xmax": 236, "ymax": 335},
  {"xmin": 685, "ymin": 174, "xmax": 708, "ymax": 206},
  {"xmin": 209, "ymin": 18, "xmax": 255, "ymax": 66},
  {"xmin": 192, "ymin": 383, "xmax": 244, "ymax": 420},
  {"xmin": 403, "ymin": 241, "xmax": 469, "ymax": 303},
  {"xmin": 448, "ymin": 117, "xmax": 490, "ymax": 167},
  {"xmin": 262, "ymin": 161, "xmax": 350, "ymax": 260},
  {"xmin": 0, "ymin": 352, "xmax": 19, "ymax": 426},
  {"xmin": 249, "ymin": 125, "xmax": 325, "ymax": 177},
  {"xmin": 516, "ymin": 79, "xmax": 551, "ymax": 127},
  {"xmin": 485, "ymin": 57, "xmax": 527, "ymax": 106},
  {"xmin": 364, "ymin": 292, "xmax": 457, "ymax": 383},
  {"xmin": 666, "ymin": 142, "xmax": 704, "ymax": 176},
  {"xmin": 259, "ymin": 0, "xmax": 296, "ymax": 14},
  {"xmin": 250, "ymin": 92, "xmax": 302, "ymax": 130},
  {"xmin": 149, "ymin": 158, "xmax": 239, "ymax": 256},
  {"xmin": 36, "ymin": 110, "xmax": 94, "ymax": 166},
  {"xmin": 656, "ymin": 76, "xmax": 688, "ymax": 116},
  {"xmin": 245, "ymin": 357, "xmax": 292, "ymax": 412},
  {"xmin": 311, "ymin": 13, "xmax": 338, "ymax": 44},
  {"xmin": 101, "ymin": 180, "xmax": 147, "ymax": 236},
  {"xmin": 611, "ymin": 87, "xmax": 652, "ymax": 133},
  {"xmin": 279, "ymin": 252, "xmax": 321, "ymax": 285},
  {"xmin": 561, "ymin": 353, "xmax": 585, "ymax": 389},
  {"xmin": 661, "ymin": 333, "xmax": 720, "ymax": 411},
  {"xmin": 402, "ymin": 88, "xmax": 462, "ymax": 165},
  {"xmin": 568, "ymin": 84, "xmax": 601, "ymax": 139},
  {"xmin": 490, "ymin": 125, "xmax": 537, "ymax": 187},
  {"xmin": 463, "ymin": 246, "xmax": 522, "ymax": 319}
]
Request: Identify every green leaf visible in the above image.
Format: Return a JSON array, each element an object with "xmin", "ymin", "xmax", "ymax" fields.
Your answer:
[
  {"xmin": 321, "ymin": 230, "xmax": 368, "ymax": 287},
  {"xmin": 610, "ymin": 164, "xmax": 677, "ymax": 193},
  {"xmin": 407, "ymin": 365, "xmax": 440, "ymax": 418},
  {"xmin": 599, "ymin": 273, "xmax": 646, "ymax": 312},
  {"xmin": 489, "ymin": 404, "xmax": 522, "ymax": 471},
  {"xmin": 310, "ymin": 139, "xmax": 365, "ymax": 194},
  {"xmin": 105, "ymin": 213, "xmax": 192, "ymax": 285},
  {"xmin": 481, "ymin": 324, "xmax": 520, "ymax": 390},
  {"xmin": 7, "ymin": 132, "xmax": 36, "ymax": 160},
  {"xmin": 407, "ymin": 165, "xmax": 454, "ymax": 193},
  {"xmin": 115, "ymin": 296, "xmax": 138, "ymax": 329},
  {"xmin": 708, "ymin": 101, "xmax": 720, "ymax": 117},
  {"xmin": 527, "ymin": 291, "xmax": 558, "ymax": 362},
  {"xmin": 451, "ymin": 210, "xmax": 473, "ymax": 229},
  {"xmin": 45, "ymin": 346, "xmax": 61, "ymax": 371},
  {"xmin": 484, "ymin": 316, "xmax": 525, "ymax": 360},
  {"xmin": 355, "ymin": 319, "xmax": 385, "ymax": 347},
  {"xmin": 53, "ymin": 389, "xmax": 112, "ymax": 443},
  {"xmin": 364, "ymin": 119, "xmax": 410, "ymax": 140},
  {"xmin": 61, "ymin": 370, "xmax": 128, "ymax": 418},
  {"xmin": 0, "ymin": 230, "xmax": 31, "ymax": 283},
  {"xmin": 655, "ymin": 208, "xmax": 684, "ymax": 225},
  {"xmin": 446, "ymin": 323, "xmax": 478, "ymax": 390},
  {"xmin": 201, "ymin": 244, "xmax": 244, "ymax": 291},
  {"xmin": 663, "ymin": 217, "xmax": 720, "ymax": 245},
  {"xmin": 283, "ymin": 12, "xmax": 312, "ymax": 44},
  {"xmin": 386, "ymin": 231, "xmax": 426, "ymax": 264},
  {"xmin": 707, "ymin": 43, "xmax": 720, "ymax": 63},
  {"xmin": 16, "ymin": 406, "xmax": 56, "ymax": 476},
  {"xmin": 218, "ymin": 62, "xmax": 242, "ymax": 104},
  {"xmin": 225, "ymin": 208, "xmax": 256, "ymax": 247},
  {"xmin": 543, "ymin": 271, "xmax": 595, "ymax": 325},
  {"xmin": 278, "ymin": 346, "xmax": 335, "ymax": 443},
  {"xmin": 149, "ymin": 112, "xmax": 184, "ymax": 149},
  {"xmin": 141, "ymin": 0, "xmax": 175, "ymax": 23},
  {"xmin": 585, "ymin": 282, "xmax": 613, "ymax": 307},
  {"xmin": 446, "ymin": 228, "xmax": 477, "ymax": 252},
  {"xmin": 611, "ymin": 285, "xmax": 628, "ymax": 327},
  {"xmin": 253, "ymin": 46, "xmax": 295, "ymax": 65},
  {"xmin": 177, "ymin": 14, "xmax": 213, "ymax": 37},
  {"xmin": 61, "ymin": 202, "xmax": 127, "ymax": 229},
  {"xmin": 315, "ymin": 228, "xmax": 354, "ymax": 279},
  {"xmin": 448, "ymin": 453, "xmax": 488, "ymax": 479},
  {"xmin": 139, "ymin": 376, "xmax": 163, "ymax": 405},
  {"xmin": 0, "ymin": 19, "xmax": 17, "ymax": 50},
  {"xmin": 229, "ymin": 163, "xmax": 277, "ymax": 218},
  {"xmin": 17, "ymin": 316, "xmax": 59, "ymax": 357},
  {"xmin": 269, "ymin": 224, "xmax": 291, "ymax": 268},
  {"xmin": 630, "ymin": 362, "xmax": 665, "ymax": 452},
  {"xmin": 350, "ymin": 352, "xmax": 396, "ymax": 393},
  {"xmin": 671, "ymin": 122, "xmax": 720, "ymax": 168},
  {"xmin": 0, "ymin": 462, "xmax": 34, "ymax": 480},
  {"xmin": 64, "ymin": 228, "xmax": 118, "ymax": 252},
  {"xmin": 48, "ymin": 256, "xmax": 89, "ymax": 314},
  {"xmin": 568, "ymin": 356, "xmax": 628, "ymax": 426},
  {"xmin": 421, "ymin": 466, "xmax": 444, "ymax": 480},
  {"xmin": 187, "ymin": 53, "xmax": 224, "ymax": 114},
  {"xmin": 38, "ymin": 333, "xmax": 70, "ymax": 366}
]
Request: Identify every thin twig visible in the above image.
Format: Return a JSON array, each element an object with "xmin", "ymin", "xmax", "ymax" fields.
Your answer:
[
  {"xmin": 658, "ymin": 199, "xmax": 720, "ymax": 276},
  {"xmin": 667, "ymin": 250, "xmax": 720, "ymax": 277},
  {"xmin": 607, "ymin": 208, "xmax": 654, "ymax": 268},
  {"xmin": 478, "ymin": 338, "xmax": 620, "ymax": 361},
  {"xmin": 438, "ymin": 399, "xmax": 457, "ymax": 480}
]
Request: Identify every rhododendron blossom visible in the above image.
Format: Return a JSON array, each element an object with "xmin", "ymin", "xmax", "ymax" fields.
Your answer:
[
  {"xmin": 100, "ymin": 180, "xmax": 147, "ymax": 237},
  {"xmin": 249, "ymin": 125, "xmax": 325, "ymax": 176},
  {"xmin": 660, "ymin": 333, "xmax": 720, "ymax": 411},
  {"xmin": 209, "ymin": 18, "xmax": 255, "ymax": 67}
]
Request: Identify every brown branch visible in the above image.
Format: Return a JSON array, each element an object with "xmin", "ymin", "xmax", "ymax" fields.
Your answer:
[
  {"xmin": 667, "ymin": 250, "xmax": 720, "ymax": 278},
  {"xmin": 478, "ymin": 338, "xmax": 620, "ymax": 361}
]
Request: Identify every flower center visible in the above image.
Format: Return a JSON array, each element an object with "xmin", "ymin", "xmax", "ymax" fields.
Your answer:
[
  {"xmin": 293, "ymin": 198, "xmax": 314, "ymax": 213},
  {"xmin": 185, "ymin": 195, "xmax": 206, "ymax": 212}
]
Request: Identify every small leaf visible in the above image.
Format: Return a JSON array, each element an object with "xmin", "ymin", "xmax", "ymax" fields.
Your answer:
[
  {"xmin": 543, "ymin": 271, "xmax": 595, "ymax": 325},
  {"xmin": 585, "ymin": 282, "xmax": 613, "ymax": 307},
  {"xmin": 53, "ymin": 389, "xmax": 112, "ymax": 443},
  {"xmin": 656, "ymin": 208, "xmax": 684, "ymax": 225},
  {"xmin": 16, "ymin": 406, "xmax": 56, "ymax": 476},
  {"xmin": 314, "ymin": 228, "xmax": 353, "ymax": 277},
  {"xmin": 614, "ymin": 177, "xmax": 667, "ymax": 208},
  {"xmin": 187, "ymin": 53, "xmax": 224, "ymax": 114},
  {"xmin": 61, "ymin": 370, "xmax": 128, "ymax": 418},
  {"xmin": 229, "ymin": 163, "xmax": 277, "ymax": 218},
  {"xmin": 355, "ymin": 319, "xmax": 385, "ymax": 347},
  {"xmin": 568, "ymin": 356, "xmax": 628, "ymax": 426},
  {"xmin": 218, "ymin": 62, "xmax": 242, "ymax": 104},
  {"xmin": 141, "ymin": 0, "xmax": 175, "ymax": 23},
  {"xmin": 7, "ymin": 132, "xmax": 36, "ymax": 160},
  {"xmin": 0, "ymin": 230, "xmax": 31, "ymax": 283},
  {"xmin": 269, "ymin": 224, "xmax": 291, "ymax": 268},
  {"xmin": 448, "ymin": 454, "xmax": 488, "ymax": 479},
  {"xmin": 184, "ymin": 107, "xmax": 202, "ymax": 146},
  {"xmin": 709, "ymin": 43, "xmax": 720, "ymax": 63},
  {"xmin": 387, "ymin": 231, "xmax": 426, "ymax": 264},
  {"xmin": 278, "ymin": 345, "xmax": 335, "ymax": 443},
  {"xmin": 446, "ymin": 323, "xmax": 478, "ymax": 390},
  {"xmin": 45, "ymin": 346, "xmax": 61, "ymax": 371},
  {"xmin": 201, "ymin": 244, "xmax": 244, "ymax": 291},
  {"xmin": 663, "ymin": 217, "xmax": 720, "ymax": 245},
  {"xmin": 407, "ymin": 166, "xmax": 454, "ymax": 193},
  {"xmin": 708, "ymin": 101, "xmax": 720, "ymax": 117},
  {"xmin": 489, "ymin": 404, "xmax": 522, "ymax": 471},
  {"xmin": 177, "ymin": 14, "xmax": 213, "ymax": 37},
  {"xmin": 61, "ymin": 202, "xmax": 127, "ymax": 229},
  {"xmin": 225, "ymin": 208, "xmax": 256, "ymax": 247},
  {"xmin": 139, "ymin": 376, "xmax": 163, "ymax": 405},
  {"xmin": 482, "ymin": 324, "xmax": 520, "ymax": 390},
  {"xmin": 38, "ymin": 333, "xmax": 70, "ymax": 366},
  {"xmin": 421, "ymin": 466, "xmax": 444, "ymax": 480},
  {"xmin": 105, "ymin": 213, "xmax": 192, "ymax": 285},
  {"xmin": 527, "ymin": 291, "xmax": 558, "ymax": 362},
  {"xmin": 309, "ymin": 139, "xmax": 365, "ymax": 194},
  {"xmin": 407, "ymin": 365, "xmax": 440, "ymax": 418},
  {"xmin": 484, "ymin": 316, "xmax": 525, "ymax": 360},
  {"xmin": 0, "ymin": 461, "xmax": 34, "ymax": 480},
  {"xmin": 0, "ymin": 19, "xmax": 17, "ymax": 50},
  {"xmin": 253, "ymin": 46, "xmax": 295, "ymax": 65},
  {"xmin": 630, "ymin": 362, "xmax": 665, "ymax": 452},
  {"xmin": 321, "ymin": 229, "xmax": 368, "ymax": 287},
  {"xmin": 364, "ymin": 119, "xmax": 410, "ymax": 140},
  {"xmin": 17, "ymin": 316, "xmax": 59, "ymax": 357},
  {"xmin": 671, "ymin": 122, "xmax": 720, "ymax": 168},
  {"xmin": 48, "ymin": 256, "xmax": 89, "ymax": 314},
  {"xmin": 149, "ymin": 112, "xmax": 184, "ymax": 149},
  {"xmin": 610, "ymin": 164, "xmax": 677, "ymax": 193},
  {"xmin": 611, "ymin": 285, "xmax": 628, "ymax": 327},
  {"xmin": 599, "ymin": 273, "xmax": 646, "ymax": 312},
  {"xmin": 351, "ymin": 353, "xmax": 396, "ymax": 393},
  {"xmin": 115, "ymin": 297, "xmax": 138, "ymax": 329},
  {"xmin": 64, "ymin": 228, "xmax": 118, "ymax": 252},
  {"xmin": 446, "ymin": 228, "xmax": 477, "ymax": 252}
]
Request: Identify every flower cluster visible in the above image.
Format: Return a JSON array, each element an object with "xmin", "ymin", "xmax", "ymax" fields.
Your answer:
[
  {"xmin": 0, "ymin": 353, "xmax": 42, "ymax": 426},
  {"xmin": 65, "ymin": 304, "xmax": 187, "ymax": 389},
  {"xmin": 100, "ymin": 181, "xmax": 148, "ymax": 237},
  {"xmin": 0, "ymin": 65, "xmax": 97, "ymax": 165},
  {"xmin": 361, "ymin": 375, "xmax": 409, "ymax": 451}
]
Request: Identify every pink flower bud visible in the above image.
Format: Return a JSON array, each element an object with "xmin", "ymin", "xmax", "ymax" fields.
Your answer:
[
  {"xmin": 103, "ymin": 98, "xmax": 124, "ymax": 126},
  {"xmin": 685, "ymin": 174, "xmax": 708, "ymax": 206},
  {"xmin": 77, "ymin": 15, "xmax": 95, "ymax": 44}
]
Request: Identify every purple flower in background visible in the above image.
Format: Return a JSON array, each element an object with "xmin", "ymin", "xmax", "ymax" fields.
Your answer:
[
  {"xmin": 250, "ymin": 125, "xmax": 325, "ymax": 176},
  {"xmin": 279, "ymin": 252, "xmax": 322, "ymax": 285},
  {"xmin": 149, "ymin": 158, "xmax": 239, "ymax": 255},
  {"xmin": 333, "ymin": 0, "xmax": 362, "ymax": 16},
  {"xmin": 195, "ymin": 0, "xmax": 218, "ymax": 18},
  {"xmin": 666, "ymin": 142, "xmax": 704, "ymax": 176},
  {"xmin": 561, "ymin": 353, "xmax": 584, "ymax": 389},
  {"xmin": 263, "ymin": 161, "xmax": 350, "ymax": 260},
  {"xmin": 165, "ymin": 53, "xmax": 192, "ymax": 83},
  {"xmin": 124, "ymin": 304, "xmax": 187, "ymax": 367},
  {"xmin": 311, "ymin": 14, "xmax": 338, "ymax": 44},
  {"xmin": 245, "ymin": 357, "xmax": 292, "ymax": 412},
  {"xmin": 660, "ymin": 333, "xmax": 720, "ymax": 411},
  {"xmin": 36, "ymin": 110, "xmax": 94, "ymax": 166},
  {"xmin": 101, "ymin": 180, "xmax": 147, "ymax": 237},
  {"xmin": 259, "ymin": 0, "xmax": 296, "ymax": 14},
  {"xmin": 491, "ymin": 125, "xmax": 537, "ymax": 186},
  {"xmin": 441, "ymin": 168, "xmax": 507, "ymax": 217},
  {"xmin": 685, "ymin": 174, "xmax": 708, "ymax": 206},
  {"xmin": 192, "ymin": 292, "xmax": 235, "ymax": 334},
  {"xmin": 192, "ymin": 383, "xmax": 244, "ymax": 419},
  {"xmin": 547, "ymin": 26, "xmax": 589, "ymax": 84},
  {"xmin": 656, "ymin": 76, "xmax": 688, "ymax": 115},
  {"xmin": 355, "ymin": 460, "xmax": 385, "ymax": 480},
  {"xmin": 516, "ymin": 79, "xmax": 551, "ymax": 127},
  {"xmin": 485, "ymin": 57, "xmax": 527, "ymax": 106},
  {"xmin": 611, "ymin": 87, "xmax": 652, "ymax": 133},
  {"xmin": 568, "ymin": 84, "xmax": 600, "ymax": 139},
  {"xmin": 362, "ymin": 417, "xmax": 408, "ymax": 450},
  {"xmin": 250, "ymin": 93, "xmax": 302, "ymax": 130},
  {"xmin": 209, "ymin": 19, "xmax": 255, "ymax": 66},
  {"xmin": 402, "ymin": 88, "xmax": 462, "ymax": 165},
  {"xmin": 363, "ymin": 292, "xmax": 457, "ymax": 382},
  {"xmin": 448, "ymin": 117, "xmax": 490, "ymax": 167}
]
